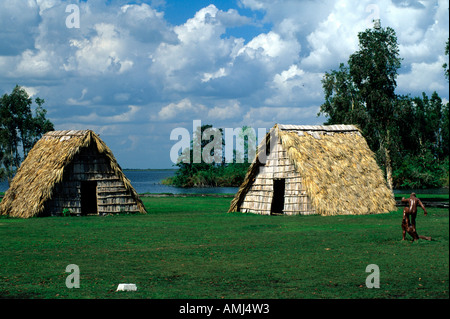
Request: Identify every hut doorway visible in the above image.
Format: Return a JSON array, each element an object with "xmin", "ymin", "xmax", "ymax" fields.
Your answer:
[
  {"xmin": 81, "ymin": 181, "xmax": 98, "ymax": 215},
  {"xmin": 271, "ymin": 179, "xmax": 285, "ymax": 215}
]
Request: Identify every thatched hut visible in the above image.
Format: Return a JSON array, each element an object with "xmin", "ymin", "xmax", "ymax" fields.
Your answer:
[
  {"xmin": 0, "ymin": 130, "xmax": 146, "ymax": 218},
  {"xmin": 228, "ymin": 124, "xmax": 396, "ymax": 216}
]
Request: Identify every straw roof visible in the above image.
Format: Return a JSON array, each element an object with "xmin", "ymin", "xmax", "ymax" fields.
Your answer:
[
  {"xmin": 229, "ymin": 124, "xmax": 396, "ymax": 216},
  {"xmin": 0, "ymin": 130, "xmax": 146, "ymax": 218}
]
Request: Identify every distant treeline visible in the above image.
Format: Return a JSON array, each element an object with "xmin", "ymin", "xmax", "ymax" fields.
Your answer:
[{"xmin": 162, "ymin": 162, "xmax": 249, "ymax": 188}]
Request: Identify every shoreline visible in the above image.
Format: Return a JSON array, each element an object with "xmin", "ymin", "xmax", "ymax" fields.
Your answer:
[{"xmin": 1, "ymin": 192, "xmax": 448, "ymax": 207}]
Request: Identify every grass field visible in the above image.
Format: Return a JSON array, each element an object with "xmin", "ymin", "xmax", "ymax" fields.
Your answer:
[{"xmin": 0, "ymin": 195, "xmax": 448, "ymax": 299}]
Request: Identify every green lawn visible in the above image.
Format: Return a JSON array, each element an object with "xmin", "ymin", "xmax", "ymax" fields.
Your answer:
[{"xmin": 0, "ymin": 196, "xmax": 448, "ymax": 299}]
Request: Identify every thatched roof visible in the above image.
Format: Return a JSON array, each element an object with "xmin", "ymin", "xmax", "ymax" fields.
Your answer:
[
  {"xmin": 0, "ymin": 130, "xmax": 146, "ymax": 218},
  {"xmin": 229, "ymin": 124, "xmax": 396, "ymax": 216}
]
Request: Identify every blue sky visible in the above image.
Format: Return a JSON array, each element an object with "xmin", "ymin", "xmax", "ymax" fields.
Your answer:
[{"xmin": 0, "ymin": 0, "xmax": 448, "ymax": 168}]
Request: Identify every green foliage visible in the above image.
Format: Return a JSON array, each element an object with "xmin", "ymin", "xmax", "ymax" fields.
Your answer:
[
  {"xmin": 62, "ymin": 208, "xmax": 71, "ymax": 217},
  {"xmin": 393, "ymin": 152, "xmax": 448, "ymax": 189},
  {"xmin": 168, "ymin": 162, "xmax": 249, "ymax": 188},
  {"xmin": 348, "ymin": 26, "xmax": 401, "ymax": 121},
  {"xmin": 320, "ymin": 63, "xmax": 367, "ymax": 126},
  {"xmin": 319, "ymin": 25, "xmax": 449, "ymax": 189},
  {"xmin": 0, "ymin": 85, "xmax": 54, "ymax": 182},
  {"xmin": 390, "ymin": 93, "xmax": 449, "ymax": 189}
]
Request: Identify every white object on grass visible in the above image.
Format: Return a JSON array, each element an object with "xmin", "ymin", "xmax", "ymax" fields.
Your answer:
[{"xmin": 116, "ymin": 283, "xmax": 137, "ymax": 291}]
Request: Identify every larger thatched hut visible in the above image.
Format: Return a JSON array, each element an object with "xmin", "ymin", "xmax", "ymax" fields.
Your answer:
[
  {"xmin": 0, "ymin": 130, "xmax": 146, "ymax": 218},
  {"xmin": 228, "ymin": 124, "xmax": 396, "ymax": 216}
]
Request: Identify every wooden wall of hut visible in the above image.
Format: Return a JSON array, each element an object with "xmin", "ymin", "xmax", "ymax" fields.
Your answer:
[
  {"xmin": 43, "ymin": 144, "xmax": 139, "ymax": 216},
  {"xmin": 239, "ymin": 136, "xmax": 316, "ymax": 215}
]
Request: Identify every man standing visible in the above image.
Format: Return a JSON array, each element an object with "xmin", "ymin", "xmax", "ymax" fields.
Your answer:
[{"xmin": 401, "ymin": 193, "xmax": 431, "ymax": 241}]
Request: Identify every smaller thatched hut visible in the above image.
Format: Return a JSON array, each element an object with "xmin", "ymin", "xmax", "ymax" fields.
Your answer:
[
  {"xmin": 0, "ymin": 130, "xmax": 146, "ymax": 218},
  {"xmin": 228, "ymin": 124, "xmax": 396, "ymax": 216}
]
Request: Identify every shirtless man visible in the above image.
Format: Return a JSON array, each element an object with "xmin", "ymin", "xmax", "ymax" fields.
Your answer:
[{"xmin": 401, "ymin": 193, "xmax": 431, "ymax": 241}]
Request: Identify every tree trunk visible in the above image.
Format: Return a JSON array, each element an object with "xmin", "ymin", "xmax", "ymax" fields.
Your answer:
[
  {"xmin": 384, "ymin": 146, "xmax": 393, "ymax": 190},
  {"xmin": 383, "ymin": 129, "xmax": 393, "ymax": 190}
]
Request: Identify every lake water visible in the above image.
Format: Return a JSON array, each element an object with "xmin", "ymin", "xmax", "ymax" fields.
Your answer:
[
  {"xmin": 0, "ymin": 169, "xmax": 239, "ymax": 195},
  {"xmin": 121, "ymin": 170, "xmax": 239, "ymax": 194},
  {"xmin": 1, "ymin": 169, "xmax": 448, "ymax": 195}
]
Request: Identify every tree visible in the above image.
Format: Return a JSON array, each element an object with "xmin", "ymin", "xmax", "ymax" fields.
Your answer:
[
  {"xmin": 0, "ymin": 85, "xmax": 54, "ymax": 183},
  {"xmin": 167, "ymin": 124, "xmax": 252, "ymax": 187},
  {"xmin": 171, "ymin": 124, "xmax": 224, "ymax": 187},
  {"xmin": 320, "ymin": 63, "xmax": 367, "ymax": 126},
  {"xmin": 319, "ymin": 23, "xmax": 402, "ymax": 189},
  {"xmin": 391, "ymin": 92, "xmax": 448, "ymax": 188}
]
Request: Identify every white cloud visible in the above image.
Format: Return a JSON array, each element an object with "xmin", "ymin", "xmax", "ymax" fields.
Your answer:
[
  {"xmin": 207, "ymin": 101, "xmax": 242, "ymax": 120},
  {"xmin": 266, "ymin": 64, "xmax": 323, "ymax": 106},
  {"xmin": 67, "ymin": 23, "xmax": 134, "ymax": 75},
  {"xmin": 239, "ymin": 0, "xmax": 266, "ymax": 11},
  {"xmin": 36, "ymin": 0, "xmax": 58, "ymax": 14},
  {"xmin": 157, "ymin": 98, "xmax": 207, "ymax": 120},
  {"xmin": 202, "ymin": 67, "xmax": 227, "ymax": 83},
  {"xmin": 22, "ymin": 86, "xmax": 39, "ymax": 97},
  {"xmin": 14, "ymin": 48, "xmax": 54, "ymax": 77},
  {"xmin": 238, "ymin": 31, "xmax": 297, "ymax": 60},
  {"xmin": 240, "ymin": 0, "xmax": 331, "ymax": 37},
  {"xmin": 149, "ymin": 4, "xmax": 254, "ymax": 93},
  {"xmin": 66, "ymin": 88, "xmax": 93, "ymax": 106},
  {"xmin": 300, "ymin": 1, "xmax": 370, "ymax": 71},
  {"xmin": 242, "ymin": 105, "xmax": 323, "ymax": 129},
  {"xmin": 69, "ymin": 105, "xmax": 141, "ymax": 123},
  {"xmin": 119, "ymin": 3, "xmax": 176, "ymax": 44},
  {"xmin": 398, "ymin": 56, "xmax": 449, "ymax": 94}
]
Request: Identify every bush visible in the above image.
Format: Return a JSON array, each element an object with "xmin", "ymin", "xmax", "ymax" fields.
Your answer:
[{"xmin": 393, "ymin": 151, "xmax": 448, "ymax": 189}]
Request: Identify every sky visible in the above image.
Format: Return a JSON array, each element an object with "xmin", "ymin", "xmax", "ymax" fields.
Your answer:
[{"xmin": 0, "ymin": 0, "xmax": 448, "ymax": 169}]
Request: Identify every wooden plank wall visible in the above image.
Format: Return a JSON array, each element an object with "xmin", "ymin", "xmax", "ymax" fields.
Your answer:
[
  {"xmin": 239, "ymin": 136, "xmax": 316, "ymax": 215},
  {"xmin": 44, "ymin": 146, "xmax": 139, "ymax": 216}
]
